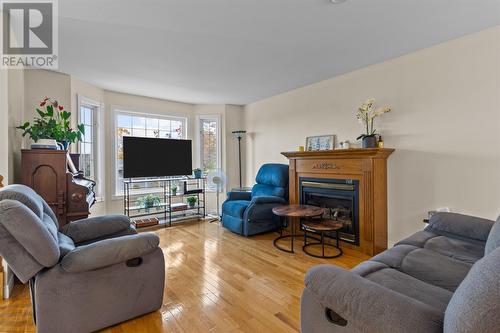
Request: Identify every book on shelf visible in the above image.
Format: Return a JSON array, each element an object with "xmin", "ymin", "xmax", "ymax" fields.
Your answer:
[{"xmin": 171, "ymin": 203, "xmax": 188, "ymax": 212}]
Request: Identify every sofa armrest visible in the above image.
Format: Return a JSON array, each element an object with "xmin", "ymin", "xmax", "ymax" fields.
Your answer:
[
  {"xmin": 60, "ymin": 233, "xmax": 159, "ymax": 273},
  {"xmin": 425, "ymin": 212, "xmax": 494, "ymax": 242},
  {"xmin": 61, "ymin": 215, "xmax": 134, "ymax": 243},
  {"xmin": 251, "ymin": 196, "xmax": 286, "ymax": 204},
  {"xmin": 304, "ymin": 265, "xmax": 443, "ymax": 333},
  {"xmin": 226, "ymin": 191, "xmax": 252, "ymax": 201}
]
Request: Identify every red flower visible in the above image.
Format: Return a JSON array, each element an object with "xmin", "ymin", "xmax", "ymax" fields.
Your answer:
[
  {"xmin": 58, "ymin": 105, "xmax": 64, "ymax": 110},
  {"xmin": 43, "ymin": 97, "xmax": 49, "ymax": 101},
  {"xmin": 40, "ymin": 102, "xmax": 46, "ymax": 107}
]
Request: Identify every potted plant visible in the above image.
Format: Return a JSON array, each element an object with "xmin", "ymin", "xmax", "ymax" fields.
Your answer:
[
  {"xmin": 356, "ymin": 99, "xmax": 391, "ymax": 148},
  {"xmin": 186, "ymin": 196, "xmax": 197, "ymax": 208},
  {"xmin": 17, "ymin": 97, "xmax": 85, "ymax": 150},
  {"xmin": 136, "ymin": 194, "xmax": 162, "ymax": 213},
  {"xmin": 193, "ymin": 168, "xmax": 203, "ymax": 179},
  {"xmin": 171, "ymin": 185, "xmax": 178, "ymax": 196}
]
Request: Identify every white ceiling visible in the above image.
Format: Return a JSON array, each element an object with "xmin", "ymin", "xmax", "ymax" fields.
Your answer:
[{"xmin": 58, "ymin": 0, "xmax": 500, "ymax": 105}]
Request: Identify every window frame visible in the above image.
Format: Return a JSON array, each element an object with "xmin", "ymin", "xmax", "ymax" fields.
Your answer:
[
  {"xmin": 77, "ymin": 95, "xmax": 103, "ymax": 201},
  {"xmin": 112, "ymin": 107, "xmax": 188, "ymax": 198}
]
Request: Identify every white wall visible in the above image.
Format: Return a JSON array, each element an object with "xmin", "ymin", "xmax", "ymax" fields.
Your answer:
[
  {"xmin": 7, "ymin": 69, "xmax": 24, "ymax": 184},
  {"xmin": 244, "ymin": 26, "xmax": 500, "ymax": 245}
]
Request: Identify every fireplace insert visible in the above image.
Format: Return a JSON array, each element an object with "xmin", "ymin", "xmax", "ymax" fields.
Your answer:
[{"xmin": 299, "ymin": 178, "xmax": 359, "ymax": 244}]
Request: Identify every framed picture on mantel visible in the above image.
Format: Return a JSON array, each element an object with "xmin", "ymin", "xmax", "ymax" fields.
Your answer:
[{"xmin": 306, "ymin": 135, "xmax": 336, "ymax": 151}]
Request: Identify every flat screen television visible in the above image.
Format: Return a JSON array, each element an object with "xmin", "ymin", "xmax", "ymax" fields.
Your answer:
[{"xmin": 123, "ymin": 137, "xmax": 192, "ymax": 178}]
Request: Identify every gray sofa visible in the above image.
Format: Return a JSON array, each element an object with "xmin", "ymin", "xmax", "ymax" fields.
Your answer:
[
  {"xmin": 0, "ymin": 185, "xmax": 165, "ymax": 333},
  {"xmin": 301, "ymin": 212, "xmax": 500, "ymax": 333}
]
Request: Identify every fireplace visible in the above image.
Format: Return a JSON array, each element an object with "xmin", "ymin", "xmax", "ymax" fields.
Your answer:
[
  {"xmin": 282, "ymin": 148, "xmax": 394, "ymax": 255},
  {"xmin": 300, "ymin": 178, "xmax": 359, "ymax": 245}
]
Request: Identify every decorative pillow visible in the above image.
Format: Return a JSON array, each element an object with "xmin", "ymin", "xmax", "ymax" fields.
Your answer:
[{"xmin": 485, "ymin": 215, "xmax": 500, "ymax": 256}]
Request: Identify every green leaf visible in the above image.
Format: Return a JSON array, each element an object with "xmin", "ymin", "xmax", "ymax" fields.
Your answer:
[
  {"xmin": 77, "ymin": 124, "xmax": 85, "ymax": 134},
  {"xmin": 61, "ymin": 111, "xmax": 70, "ymax": 120}
]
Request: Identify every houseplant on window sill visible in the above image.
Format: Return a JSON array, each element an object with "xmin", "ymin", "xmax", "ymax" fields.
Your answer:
[
  {"xmin": 17, "ymin": 97, "xmax": 85, "ymax": 150},
  {"xmin": 356, "ymin": 99, "xmax": 391, "ymax": 148}
]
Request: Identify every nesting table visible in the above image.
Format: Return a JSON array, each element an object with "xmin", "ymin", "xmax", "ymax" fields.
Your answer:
[
  {"xmin": 302, "ymin": 219, "xmax": 343, "ymax": 258},
  {"xmin": 272, "ymin": 204, "xmax": 325, "ymax": 253}
]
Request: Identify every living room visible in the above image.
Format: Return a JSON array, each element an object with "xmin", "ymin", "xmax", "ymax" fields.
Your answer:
[{"xmin": 0, "ymin": 1, "xmax": 499, "ymax": 333}]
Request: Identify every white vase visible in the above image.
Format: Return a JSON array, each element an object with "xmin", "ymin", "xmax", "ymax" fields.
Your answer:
[{"xmin": 31, "ymin": 139, "xmax": 60, "ymax": 150}]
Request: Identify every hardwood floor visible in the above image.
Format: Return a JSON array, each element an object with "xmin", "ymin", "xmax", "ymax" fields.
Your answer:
[{"xmin": 0, "ymin": 220, "xmax": 369, "ymax": 333}]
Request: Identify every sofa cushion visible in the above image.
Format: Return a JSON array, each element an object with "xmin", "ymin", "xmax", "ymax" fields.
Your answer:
[
  {"xmin": 222, "ymin": 200, "xmax": 250, "ymax": 218},
  {"xmin": 58, "ymin": 232, "xmax": 75, "ymax": 257},
  {"xmin": 365, "ymin": 267, "xmax": 453, "ymax": 313},
  {"xmin": 425, "ymin": 212, "xmax": 494, "ymax": 242},
  {"xmin": 485, "ymin": 215, "xmax": 500, "ymax": 255},
  {"xmin": 424, "ymin": 236, "xmax": 484, "ymax": 264},
  {"xmin": 397, "ymin": 230, "xmax": 484, "ymax": 264},
  {"xmin": 444, "ymin": 247, "xmax": 500, "ymax": 333},
  {"xmin": 372, "ymin": 245, "xmax": 472, "ymax": 292},
  {"xmin": 396, "ymin": 230, "xmax": 439, "ymax": 248},
  {"xmin": 0, "ymin": 184, "xmax": 44, "ymax": 219},
  {"xmin": 0, "ymin": 200, "xmax": 60, "ymax": 267},
  {"xmin": 251, "ymin": 184, "xmax": 285, "ymax": 198}
]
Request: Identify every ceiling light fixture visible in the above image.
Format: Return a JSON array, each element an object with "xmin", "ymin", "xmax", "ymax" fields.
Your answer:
[{"xmin": 330, "ymin": 0, "xmax": 347, "ymax": 4}]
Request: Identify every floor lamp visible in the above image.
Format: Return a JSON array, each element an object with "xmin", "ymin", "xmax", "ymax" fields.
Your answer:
[{"xmin": 232, "ymin": 130, "xmax": 246, "ymax": 188}]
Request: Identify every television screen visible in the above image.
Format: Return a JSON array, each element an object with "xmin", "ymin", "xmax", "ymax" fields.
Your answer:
[{"xmin": 123, "ymin": 137, "xmax": 192, "ymax": 178}]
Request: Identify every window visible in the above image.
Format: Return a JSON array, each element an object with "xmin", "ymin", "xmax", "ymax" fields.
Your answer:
[
  {"xmin": 78, "ymin": 96, "xmax": 102, "ymax": 198},
  {"xmin": 114, "ymin": 110, "xmax": 187, "ymax": 195},
  {"xmin": 199, "ymin": 116, "xmax": 221, "ymax": 192},
  {"xmin": 200, "ymin": 117, "xmax": 220, "ymax": 173}
]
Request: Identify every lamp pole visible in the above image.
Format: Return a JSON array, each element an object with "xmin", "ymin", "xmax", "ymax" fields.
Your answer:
[{"xmin": 232, "ymin": 130, "xmax": 246, "ymax": 189}]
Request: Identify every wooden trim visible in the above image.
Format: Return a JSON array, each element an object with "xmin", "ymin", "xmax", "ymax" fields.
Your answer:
[{"xmin": 282, "ymin": 148, "xmax": 395, "ymax": 159}]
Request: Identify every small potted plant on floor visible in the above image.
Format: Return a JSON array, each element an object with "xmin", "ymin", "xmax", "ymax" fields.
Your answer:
[
  {"xmin": 193, "ymin": 168, "xmax": 203, "ymax": 179},
  {"xmin": 171, "ymin": 185, "xmax": 178, "ymax": 196},
  {"xmin": 17, "ymin": 97, "xmax": 85, "ymax": 150},
  {"xmin": 356, "ymin": 99, "xmax": 391, "ymax": 148},
  {"xmin": 186, "ymin": 196, "xmax": 197, "ymax": 208},
  {"xmin": 136, "ymin": 194, "xmax": 162, "ymax": 213}
]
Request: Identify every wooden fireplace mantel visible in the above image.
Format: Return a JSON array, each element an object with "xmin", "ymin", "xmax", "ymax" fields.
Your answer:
[{"xmin": 282, "ymin": 148, "xmax": 394, "ymax": 256}]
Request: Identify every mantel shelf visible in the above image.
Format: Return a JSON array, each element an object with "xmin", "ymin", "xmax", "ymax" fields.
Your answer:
[{"xmin": 281, "ymin": 148, "xmax": 394, "ymax": 160}]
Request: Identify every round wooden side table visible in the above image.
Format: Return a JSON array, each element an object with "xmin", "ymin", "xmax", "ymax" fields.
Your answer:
[
  {"xmin": 272, "ymin": 204, "xmax": 325, "ymax": 253},
  {"xmin": 302, "ymin": 219, "xmax": 343, "ymax": 258}
]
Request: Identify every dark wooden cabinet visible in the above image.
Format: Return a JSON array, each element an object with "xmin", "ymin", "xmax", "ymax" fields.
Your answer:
[{"xmin": 21, "ymin": 149, "xmax": 96, "ymax": 227}]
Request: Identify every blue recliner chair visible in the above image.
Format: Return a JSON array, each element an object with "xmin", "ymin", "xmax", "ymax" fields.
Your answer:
[{"xmin": 222, "ymin": 163, "xmax": 289, "ymax": 236}]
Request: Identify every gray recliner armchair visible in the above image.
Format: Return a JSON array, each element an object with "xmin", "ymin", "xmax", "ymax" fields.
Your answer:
[{"xmin": 0, "ymin": 185, "xmax": 165, "ymax": 333}]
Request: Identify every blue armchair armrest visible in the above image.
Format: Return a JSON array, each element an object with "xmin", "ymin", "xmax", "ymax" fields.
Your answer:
[
  {"xmin": 226, "ymin": 191, "xmax": 252, "ymax": 201},
  {"xmin": 251, "ymin": 196, "xmax": 286, "ymax": 204}
]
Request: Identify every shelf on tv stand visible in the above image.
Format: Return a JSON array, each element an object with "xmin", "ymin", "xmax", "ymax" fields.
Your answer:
[{"xmin": 123, "ymin": 177, "xmax": 207, "ymax": 229}]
